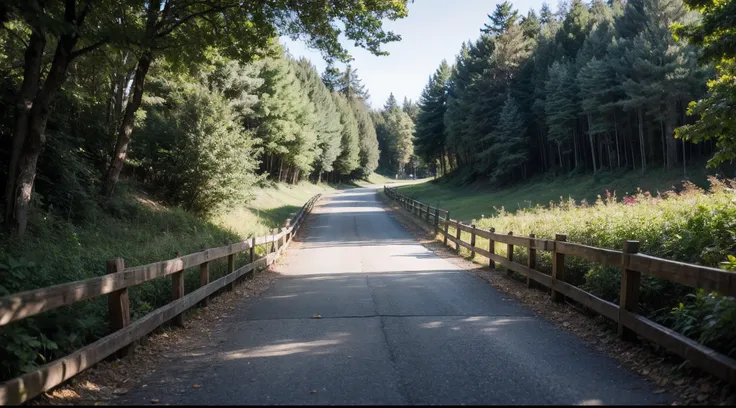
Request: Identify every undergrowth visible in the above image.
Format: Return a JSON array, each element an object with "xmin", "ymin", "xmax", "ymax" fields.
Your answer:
[{"xmin": 418, "ymin": 176, "xmax": 736, "ymax": 359}]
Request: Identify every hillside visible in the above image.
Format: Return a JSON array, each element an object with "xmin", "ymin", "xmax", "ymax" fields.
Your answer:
[{"xmin": 399, "ymin": 166, "xmax": 714, "ymax": 222}]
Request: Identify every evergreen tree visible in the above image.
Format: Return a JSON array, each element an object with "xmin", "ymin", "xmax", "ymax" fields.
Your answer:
[
  {"xmin": 338, "ymin": 64, "xmax": 370, "ymax": 102},
  {"xmin": 545, "ymin": 61, "xmax": 578, "ymax": 170},
  {"xmin": 332, "ymin": 92, "xmax": 361, "ymax": 176},
  {"xmin": 415, "ymin": 61, "xmax": 451, "ymax": 173},
  {"xmin": 350, "ymin": 99, "xmax": 380, "ymax": 179},
  {"xmin": 402, "ymin": 97, "xmax": 420, "ymax": 122},
  {"xmin": 253, "ymin": 55, "xmax": 318, "ymax": 181},
  {"xmin": 478, "ymin": 94, "xmax": 529, "ymax": 183},
  {"xmin": 384, "ymin": 93, "xmax": 399, "ymax": 111},
  {"xmin": 482, "ymin": 1, "xmax": 520, "ymax": 35},
  {"xmin": 294, "ymin": 58, "xmax": 343, "ymax": 181}
]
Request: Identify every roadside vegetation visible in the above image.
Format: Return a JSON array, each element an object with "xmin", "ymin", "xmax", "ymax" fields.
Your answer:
[{"xmin": 398, "ymin": 173, "xmax": 736, "ymax": 359}]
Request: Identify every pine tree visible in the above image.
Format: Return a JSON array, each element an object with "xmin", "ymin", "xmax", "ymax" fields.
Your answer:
[
  {"xmin": 253, "ymin": 55, "xmax": 318, "ymax": 182},
  {"xmin": 402, "ymin": 97, "xmax": 420, "ymax": 122},
  {"xmin": 350, "ymin": 98, "xmax": 380, "ymax": 179},
  {"xmin": 478, "ymin": 94, "xmax": 529, "ymax": 183},
  {"xmin": 545, "ymin": 61, "xmax": 578, "ymax": 170},
  {"xmin": 338, "ymin": 65, "xmax": 370, "ymax": 102},
  {"xmin": 384, "ymin": 93, "xmax": 398, "ymax": 111},
  {"xmin": 293, "ymin": 58, "xmax": 343, "ymax": 181},
  {"xmin": 332, "ymin": 92, "xmax": 361, "ymax": 176},
  {"xmin": 482, "ymin": 1, "xmax": 520, "ymax": 36},
  {"xmin": 415, "ymin": 61, "xmax": 451, "ymax": 173}
]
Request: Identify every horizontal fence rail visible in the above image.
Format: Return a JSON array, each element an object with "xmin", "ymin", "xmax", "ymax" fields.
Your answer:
[
  {"xmin": 383, "ymin": 186, "xmax": 736, "ymax": 385},
  {"xmin": 0, "ymin": 194, "xmax": 322, "ymax": 405}
]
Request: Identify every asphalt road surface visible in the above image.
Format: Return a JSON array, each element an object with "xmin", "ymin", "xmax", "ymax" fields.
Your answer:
[{"xmin": 115, "ymin": 187, "xmax": 672, "ymax": 405}]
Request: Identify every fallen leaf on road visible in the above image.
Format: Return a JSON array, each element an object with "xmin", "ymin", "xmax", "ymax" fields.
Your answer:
[
  {"xmin": 192, "ymin": 384, "xmax": 200, "ymax": 388},
  {"xmin": 310, "ymin": 390, "xmax": 318, "ymax": 394},
  {"xmin": 654, "ymin": 389, "xmax": 666, "ymax": 394},
  {"xmin": 312, "ymin": 314, "xmax": 321, "ymax": 319}
]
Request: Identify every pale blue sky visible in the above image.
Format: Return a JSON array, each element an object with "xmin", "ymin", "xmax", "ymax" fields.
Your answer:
[{"xmin": 281, "ymin": 0, "xmax": 559, "ymax": 109}]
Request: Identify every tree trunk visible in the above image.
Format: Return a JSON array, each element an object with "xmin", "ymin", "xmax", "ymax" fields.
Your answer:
[
  {"xmin": 665, "ymin": 103, "xmax": 679, "ymax": 168},
  {"xmin": 587, "ymin": 114, "xmax": 597, "ymax": 173},
  {"xmin": 637, "ymin": 108, "xmax": 646, "ymax": 173},
  {"xmin": 614, "ymin": 111, "xmax": 621, "ymax": 169},
  {"xmin": 6, "ymin": 20, "xmax": 80, "ymax": 238},
  {"xmin": 5, "ymin": 29, "xmax": 45, "ymax": 229},
  {"xmin": 104, "ymin": 53, "xmax": 153, "ymax": 197},
  {"xmin": 572, "ymin": 127, "xmax": 579, "ymax": 170},
  {"xmin": 660, "ymin": 120, "xmax": 667, "ymax": 169}
]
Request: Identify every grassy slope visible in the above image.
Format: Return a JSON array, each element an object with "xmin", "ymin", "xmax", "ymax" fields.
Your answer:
[
  {"xmin": 399, "ymin": 166, "xmax": 713, "ymax": 222},
  {"xmin": 215, "ymin": 181, "xmax": 337, "ymax": 238}
]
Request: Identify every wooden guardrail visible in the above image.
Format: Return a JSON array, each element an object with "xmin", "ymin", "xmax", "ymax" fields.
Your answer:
[
  {"xmin": 383, "ymin": 186, "xmax": 736, "ymax": 385},
  {"xmin": 0, "ymin": 194, "xmax": 322, "ymax": 405}
]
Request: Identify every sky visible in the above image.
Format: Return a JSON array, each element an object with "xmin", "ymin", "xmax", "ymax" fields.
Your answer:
[{"xmin": 281, "ymin": 0, "xmax": 559, "ymax": 110}]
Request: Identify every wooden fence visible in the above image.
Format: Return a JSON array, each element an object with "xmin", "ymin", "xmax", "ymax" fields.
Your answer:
[
  {"xmin": 0, "ymin": 194, "xmax": 322, "ymax": 405},
  {"xmin": 384, "ymin": 186, "xmax": 736, "ymax": 385}
]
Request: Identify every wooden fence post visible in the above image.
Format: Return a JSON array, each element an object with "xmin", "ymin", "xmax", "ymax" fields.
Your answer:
[
  {"xmin": 227, "ymin": 248, "xmax": 235, "ymax": 292},
  {"xmin": 454, "ymin": 221, "xmax": 461, "ymax": 253},
  {"xmin": 433, "ymin": 208, "xmax": 439, "ymax": 236},
  {"xmin": 444, "ymin": 211, "xmax": 450, "ymax": 246},
  {"xmin": 107, "ymin": 258, "xmax": 132, "ymax": 357},
  {"xmin": 489, "ymin": 228, "xmax": 496, "ymax": 269},
  {"xmin": 470, "ymin": 224, "xmax": 477, "ymax": 259},
  {"xmin": 200, "ymin": 250, "xmax": 210, "ymax": 307},
  {"xmin": 551, "ymin": 233, "xmax": 567, "ymax": 303},
  {"xmin": 506, "ymin": 231, "xmax": 514, "ymax": 276},
  {"xmin": 527, "ymin": 234, "xmax": 536, "ymax": 288},
  {"xmin": 171, "ymin": 251, "xmax": 185, "ymax": 327},
  {"xmin": 619, "ymin": 240, "xmax": 641, "ymax": 341},
  {"xmin": 250, "ymin": 236, "xmax": 256, "ymax": 277}
]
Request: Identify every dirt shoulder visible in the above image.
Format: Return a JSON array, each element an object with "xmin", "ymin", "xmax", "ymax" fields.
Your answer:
[
  {"xmin": 377, "ymin": 189, "xmax": 735, "ymax": 406},
  {"xmin": 30, "ymin": 260, "xmax": 286, "ymax": 405}
]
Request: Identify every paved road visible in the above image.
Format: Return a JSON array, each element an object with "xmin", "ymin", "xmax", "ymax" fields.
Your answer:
[{"xmin": 116, "ymin": 187, "xmax": 671, "ymax": 405}]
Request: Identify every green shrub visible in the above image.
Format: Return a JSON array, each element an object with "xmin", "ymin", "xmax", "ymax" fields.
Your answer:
[{"xmin": 429, "ymin": 176, "xmax": 736, "ymax": 357}]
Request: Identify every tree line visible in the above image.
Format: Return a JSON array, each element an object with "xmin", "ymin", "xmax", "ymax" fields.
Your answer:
[
  {"xmin": 413, "ymin": 0, "xmax": 730, "ymax": 185},
  {"xmin": 0, "ymin": 0, "xmax": 412, "ymax": 240}
]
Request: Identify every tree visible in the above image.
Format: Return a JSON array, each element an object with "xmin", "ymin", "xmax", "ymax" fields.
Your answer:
[
  {"xmin": 545, "ymin": 61, "xmax": 577, "ymax": 170},
  {"xmin": 402, "ymin": 97, "xmax": 420, "ymax": 122},
  {"xmin": 415, "ymin": 61, "xmax": 451, "ymax": 174},
  {"xmin": 294, "ymin": 58, "xmax": 343, "ymax": 182},
  {"xmin": 3, "ymin": 0, "xmax": 115, "ymax": 238},
  {"xmin": 384, "ymin": 93, "xmax": 398, "ymax": 111},
  {"xmin": 350, "ymin": 99, "xmax": 380, "ymax": 179},
  {"xmin": 338, "ymin": 65, "xmax": 370, "ymax": 102},
  {"xmin": 482, "ymin": 1, "xmax": 520, "ymax": 36},
  {"xmin": 478, "ymin": 94, "xmax": 529, "ymax": 183},
  {"xmin": 673, "ymin": 0, "xmax": 731, "ymax": 167},
  {"xmin": 383, "ymin": 107, "xmax": 415, "ymax": 175},
  {"xmin": 252, "ymin": 52, "xmax": 318, "ymax": 182},
  {"xmin": 332, "ymin": 93, "xmax": 361, "ymax": 177}
]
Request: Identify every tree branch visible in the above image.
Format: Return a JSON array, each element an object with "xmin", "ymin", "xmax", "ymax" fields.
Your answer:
[{"xmin": 70, "ymin": 37, "xmax": 108, "ymax": 59}]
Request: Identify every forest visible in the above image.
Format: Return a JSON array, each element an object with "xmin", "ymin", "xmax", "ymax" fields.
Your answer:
[
  {"xmin": 412, "ymin": 0, "xmax": 735, "ymax": 186},
  {"xmin": 0, "ymin": 0, "xmax": 420, "ymax": 242}
]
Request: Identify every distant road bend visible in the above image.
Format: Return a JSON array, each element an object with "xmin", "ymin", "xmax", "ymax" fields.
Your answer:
[{"xmin": 116, "ymin": 187, "xmax": 672, "ymax": 405}]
